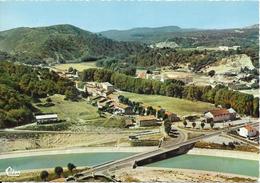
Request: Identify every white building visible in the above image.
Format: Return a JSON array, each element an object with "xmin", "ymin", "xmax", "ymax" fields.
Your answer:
[
  {"xmin": 205, "ymin": 108, "xmax": 236, "ymax": 122},
  {"xmin": 237, "ymin": 125, "xmax": 257, "ymax": 138},
  {"xmin": 101, "ymin": 82, "xmax": 114, "ymax": 92},
  {"xmin": 35, "ymin": 114, "xmax": 58, "ymax": 124},
  {"xmin": 219, "ymin": 46, "xmax": 229, "ymax": 51}
]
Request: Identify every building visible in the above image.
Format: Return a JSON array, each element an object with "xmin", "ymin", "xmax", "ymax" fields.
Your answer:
[
  {"xmin": 218, "ymin": 46, "xmax": 229, "ymax": 51},
  {"xmin": 35, "ymin": 114, "xmax": 58, "ymax": 124},
  {"xmin": 165, "ymin": 111, "xmax": 180, "ymax": 122},
  {"xmin": 113, "ymin": 103, "xmax": 133, "ymax": 115},
  {"xmin": 136, "ymin": 72, "xmax": 146, "ymax": 79},
  {"xmin": 101, "ymin": 82, "xmax": 114, "ymax": 92},
  {"xmin": 204, "ymin": 108, "xmax": 235, "ymax": 122},
  {"xmin": 136, "ymin": 115, "xmax": 161, "ymax": 127},
  {"xmin": 237, "ymin": 125, "xmax": 257, "ymax": 138}
]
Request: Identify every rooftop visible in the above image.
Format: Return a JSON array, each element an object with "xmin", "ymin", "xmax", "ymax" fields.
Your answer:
[
  {"xmin": 102, "ymin": 82, "xmax": 113, "ymax": 86},
  {"xmin": 136, "ymin": 115, "xmax": 158, "ymax": 121},
  {"xmin": 244, "ymin": 125, "xmax": 257, "ymax": 131},
  {"xmin": 35, "ymin": 114, "xmax": 58, "ymax": 120},
  {"xmin": 208, "ymin": 108, "xmax": 230, "ymax": 117}
]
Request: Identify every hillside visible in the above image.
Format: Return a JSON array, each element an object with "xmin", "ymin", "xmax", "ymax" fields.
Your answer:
[
  {"xmin": 0, "ymin": 24, "xmax": 144, "ymax": 64},
  {"xmin": 100, "ymin": 26, "xmax": 259, "ymax": 48}
]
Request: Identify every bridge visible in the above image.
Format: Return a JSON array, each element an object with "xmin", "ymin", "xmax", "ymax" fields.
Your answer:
[{"xmin": 77, "ymin": 121, "xmax": 259, "ymax": 180}]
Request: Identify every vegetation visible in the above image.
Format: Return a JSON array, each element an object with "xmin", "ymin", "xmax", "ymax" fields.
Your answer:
[
  {"xmin": 81, "ymin": 68, "xmax": 258, "ymax": 117},
  {"xmin": 40, "ymin": 170, "xmax": 49, "ymax": 181},
  {"xmin": 0, "ymin": 24, "xmax": 144, "ymax": 64},
  {"xmin": 54, "ymin": 166, "xmax": 64, "ymax": 178},
  {"xmin": 101, "ymin": 25, "xmax": 258, "ymax": 48},
  {"xmin": 0, "ymin": 61, "xmax": 76, "ymax": 128},
  {"xmin": 67, "ymin": 163, "xmax": 76, "ymax": 172}
]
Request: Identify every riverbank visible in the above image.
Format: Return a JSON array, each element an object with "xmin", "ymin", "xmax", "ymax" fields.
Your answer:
[
  {"xmin": 188, "ymin": 148, "xmax": 259, "ymax": 161},
  {"xmin": 115, "ymin": 167, "xmax": 258, "ymax": 182},
  {"xmin": 0, "ymin": 146, "xmax": 155, "ymax": 159}
]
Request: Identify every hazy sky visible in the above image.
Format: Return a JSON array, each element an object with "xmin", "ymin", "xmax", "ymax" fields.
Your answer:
[{"xmin": 0, "ymin": 1, "xmax": 258, "ymax": 32}]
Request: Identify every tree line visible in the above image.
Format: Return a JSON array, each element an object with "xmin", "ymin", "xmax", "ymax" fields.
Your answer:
[{"xmin": 81, "ymin": 68, "xmax": 259, "ymax": 117}]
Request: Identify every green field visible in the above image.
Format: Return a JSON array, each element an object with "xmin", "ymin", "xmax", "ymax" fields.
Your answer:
[
  {"xmin": 32, "ymin": 94, "xmax": 125, "ymax": 130},
  {"xmin": 53, "ymin": 62, "xmax": 97, "ymax": 72},
  {"xmin": 120, "ymin": 92, "xmax": 215, "ymax": 117}
]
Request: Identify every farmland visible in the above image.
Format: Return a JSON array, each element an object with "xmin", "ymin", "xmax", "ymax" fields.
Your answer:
[{"xmin": 119, "ymin": 92, "xmax": 215, "ymax": 117}]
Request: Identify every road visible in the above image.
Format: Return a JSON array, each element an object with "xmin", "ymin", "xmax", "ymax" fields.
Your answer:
[{"xmin": 78, "ymin": 121, "xmax": 259, "ymax": 179}]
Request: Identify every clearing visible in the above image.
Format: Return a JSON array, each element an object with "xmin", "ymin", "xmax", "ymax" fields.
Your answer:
[
  {"xmin": 119, "ymin": 92, "xmax": 215, "ymax": 117},
  {"xmin": 28, "ymin": 94, "xmax": 126, "ymax": 130},
  {"xmin": 53, "ymin": 62, "xmax": 97, "ymax": 72}
]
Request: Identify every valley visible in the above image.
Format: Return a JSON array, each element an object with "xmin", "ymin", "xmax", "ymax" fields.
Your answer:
[{"xmin": 0, "ymin": 22, "xmax": 259, "ymax": 182}]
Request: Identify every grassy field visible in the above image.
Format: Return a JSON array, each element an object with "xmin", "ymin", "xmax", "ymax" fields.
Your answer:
[
  {"xmin": 120, "ymin": 92, "xmax": 215, "ymax": 117},
  {"xmin": 53, "ymin": 62, "xmax": 97, "ymax": 72},
  {"xmin": 30, "ymin": 94, "xmax": 125, "ymax": 130}
]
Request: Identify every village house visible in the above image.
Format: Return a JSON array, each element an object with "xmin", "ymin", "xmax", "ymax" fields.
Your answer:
[
  {"xmin": 113, "ymin": 102, "xmax": 133, "ymax": 115},
  {"xmin": 237, "ymin": 125, "xmax": 258, "ymax": 138},
  {"xmin": 165, "ymin": 111, "xmax": 180, "ymax": 122},
  {"xmin": 204, "ymin": 108, "xmax": 236, "ymax": 122},
  {"xmin": 101, "ymin": 82, "xmax": 114, "ymax": 93},
  {"xmin": 35, "ymin": 114, "xmax": 58, "ymax": 124},
  {"xmin": 135, "ymin": 115, "xmax": 161, "ymax": 127}
]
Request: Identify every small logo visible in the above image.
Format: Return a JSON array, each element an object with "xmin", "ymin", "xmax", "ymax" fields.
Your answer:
[{"xmin": 5, "ymin": 166, "xmax": 20, "ymax": 177}]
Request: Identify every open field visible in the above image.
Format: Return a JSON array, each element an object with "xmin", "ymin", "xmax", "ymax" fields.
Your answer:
[
  {"xmin": 53, "ymin": 62, "xmax": 97, "ymax": 72},
  {"xmin": 24, "ymin": 94, "xmax": 126, "ymax": 131},
  {"xmin": 120, "ymin": 92, "xmax": 215, "ymax": 117}
]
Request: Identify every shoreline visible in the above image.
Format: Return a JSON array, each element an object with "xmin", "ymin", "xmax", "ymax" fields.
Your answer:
[
  {"xmin": 188, "ymin": 148, "xmax": 259, "ymax": 161},
  {"xmin": 137, "ymin": 167, "xmax": 259, "ymax": 179}
]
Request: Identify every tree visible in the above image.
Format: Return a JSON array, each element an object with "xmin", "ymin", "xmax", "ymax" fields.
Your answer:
[
  {"xmin": 65, "ymin": 87, "xmax": 78, "ymax": 101},
  {"xmin": 67, "ymin": 163, "xmax": 76, "ymax": 172},
  {"xmin": 183, "ymin": 120, "xmax": 187, "ymax": 128},
  {"xmin": 40, "ymin": 170, "xmax": 49, "ymax": 181},
  {"xmin": 210, "ymin": 121, "xmax": 214, "ymax": 129},
  {"xmin": 46, "ymin": 98, "xmax": 52, "ymax": 103},
  {"xmin": 164, "ymin": 119, "xmax": 172, "ymax": 134},
  {"xmin": 54, "ymin": 166, "xmax": 63, "ymax": 178},
  {"xmin": 200, "ymin": 122, "xmax": 205, "ymax": 129},
  {"xmin": 192, "ymin": 122, "xmax": 196, "ymax": 129},
  {"xmin": 68, "ymin": 67, "xmax": 73, "ymax": 73},
  {"xmin": 208, "ymin": 70, "xmax": 215, "ymax": 77}
]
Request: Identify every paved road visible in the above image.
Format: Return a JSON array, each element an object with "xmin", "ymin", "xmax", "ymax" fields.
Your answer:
[{"xmin": 78, "ymin": 121, "xmax": 259, "ymax": 178}]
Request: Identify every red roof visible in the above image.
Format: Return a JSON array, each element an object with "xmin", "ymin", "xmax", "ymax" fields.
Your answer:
[
  {"xmin": 208, "ymin": 109, "xmax": 230, "ymax": 117},
  {"xmin": 244, "ymin": 125, "xmax": 256, "ymax": 131}
]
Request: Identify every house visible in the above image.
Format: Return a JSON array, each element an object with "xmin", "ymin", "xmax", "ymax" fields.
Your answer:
[
  {"xmin": 218, "ymin": 46, "xmax": 229, "ymax": 51},
  {"xmin": 227, "ymin": 108, "xmax": 237, "ymax": 120},
  {"xmin": 136, "ymin": 72, "xmax": 146, "ymax": 79},
  {"xmin": 237, "ymin": 125, "xmax": 257, "ymax": 138},
  {"xmin": 113, "ymin": 103, "xmax": 133, "ymax": 115},
  {"xmin": 165, "ymin": 111, "xmax": 180, "ymax": 122},
  {"xmin": 101, "ymin": 82, "xmax": 114, "ymax": 92},
  {"xmin": 204, "ymin": 108, "xmax": 235, "ymax": 122},
  {"xmin": 136, "ymin": 115, "xmax": 161, "ymax": 127},
  {"xmin": 35, "ymin": 114, "xmax": 58, "ymax": 124}
]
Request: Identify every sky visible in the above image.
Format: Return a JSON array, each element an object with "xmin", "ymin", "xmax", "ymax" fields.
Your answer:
[{"xmin": 0, "ymin": 1, "xmax": 258, "ymax": 32}]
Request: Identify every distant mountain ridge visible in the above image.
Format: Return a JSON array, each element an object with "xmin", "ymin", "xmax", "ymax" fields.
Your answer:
[
  {"xmin": 0, "ymin": 24, "xmax": 143, "ymax": 64},
  {"xmin": 100, "ymin": 25, "xmax": 259, "ymax": 46}
]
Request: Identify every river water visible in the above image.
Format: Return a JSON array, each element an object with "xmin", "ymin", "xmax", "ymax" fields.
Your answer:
[{"xmin": 0, "ymin": 152, "xmax": 258, "ymax": 177}]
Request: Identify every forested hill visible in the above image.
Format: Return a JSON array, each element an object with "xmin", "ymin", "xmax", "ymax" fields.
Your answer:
[
  {"xmin": 0, "ymin": 61, "xmax": 77, "ymax": 128},
  {"xmin": 0, "ymin": 24, "xmax": 144, "ymax": 64},
  {"xmin": 100, "ymin": 25, "xmax": 259, "ymax": 48}
]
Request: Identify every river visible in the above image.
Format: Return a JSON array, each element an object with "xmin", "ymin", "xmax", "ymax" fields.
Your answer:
[{"xmin": 0, "ymin": 152, "xmax": 258, "ymax": 177}]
